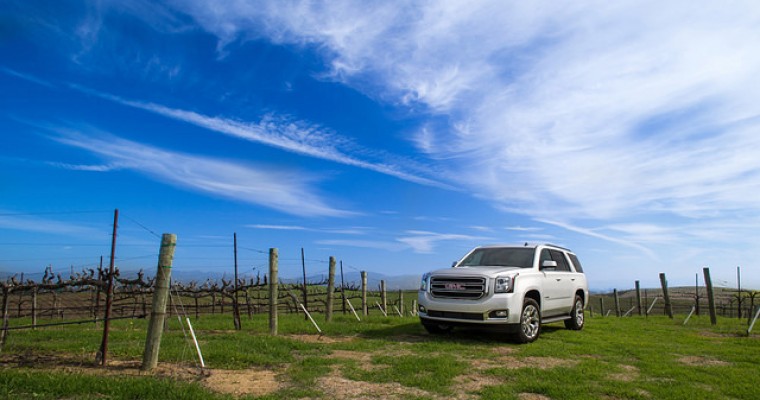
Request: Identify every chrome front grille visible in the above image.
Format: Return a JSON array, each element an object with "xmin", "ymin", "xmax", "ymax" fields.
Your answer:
[{"xmin": 430, "ymin": 276, "xmax": 487, "ymax": 299}]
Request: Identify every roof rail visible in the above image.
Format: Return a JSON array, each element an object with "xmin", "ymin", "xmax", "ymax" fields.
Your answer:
[{"xmin": 541, "ymin": 243, "xmax": 573, "ymax": 252}]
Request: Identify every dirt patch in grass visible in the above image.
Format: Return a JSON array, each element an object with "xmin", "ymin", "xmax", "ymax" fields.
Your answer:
[
  {"xmin": 472, "ymin": 356, "xmax": 577, "ymax": 371},
  {"xmin": 286, "ymin": 334, "xmax": 356, "ymax": 344},
  {"xmin": 492, "ymin": 346, "xmax": 519, "ymax": 356},
  {"xmin": 518, "ymin": 393, "xmax": 553, "ymax": 400},
  {"xmin": 677, "ymin": 355, "xmax": 730, "ymax": 367},
  {"xmin": 203, "ymin": 368, "xmax": 280, "ymax": 397},
  {"xmin": 608, "ymin": 364, "xmax": 639, "ymax": 382},
  {"xmin": 317, "ymin": 367, "xmax": 430, "ymax": 400},
  {"xmin": 327, "ymin": 349, "xmax": 373, "ymax": 362},
  {"xmin": 455, "ymin": 372, "xmax": 505, "ymax": 396}
]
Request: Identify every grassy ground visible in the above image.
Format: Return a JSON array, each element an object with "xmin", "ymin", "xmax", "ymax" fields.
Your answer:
[{"xmin": 1, "ymin": 311, "xmax": 758, "ymax": 399}]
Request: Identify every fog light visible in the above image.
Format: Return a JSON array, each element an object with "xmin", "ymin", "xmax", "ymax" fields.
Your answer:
[
  {"xmin": 418, "ymin": 305, "xmax": 426, "ymax": 313},
  {"xmin": 489, "ymin": 310, "xmax": 508, "ymax": 318}
]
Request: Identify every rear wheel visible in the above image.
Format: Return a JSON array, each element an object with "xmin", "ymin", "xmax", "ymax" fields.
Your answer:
[
  {"xmin": 564, "ymin": 295, "xmax": 585, "ymax": 330},
  {"xmin": 422, "ymin": 321, "xmax": 453, "ymax": 334},
  {"xmin": 514, "ymin": 298, "xmax": 541, "ymax": 343}
]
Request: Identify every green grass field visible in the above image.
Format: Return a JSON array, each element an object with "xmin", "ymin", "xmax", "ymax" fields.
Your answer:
[{"xmin": 1, "ymin": 312, "xmax": 758, "ymax": 399}]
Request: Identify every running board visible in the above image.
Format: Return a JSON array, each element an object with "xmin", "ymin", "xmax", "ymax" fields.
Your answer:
[{"xmin": 542, "ymin": 315, "xmax": 571, "ymax": 324}]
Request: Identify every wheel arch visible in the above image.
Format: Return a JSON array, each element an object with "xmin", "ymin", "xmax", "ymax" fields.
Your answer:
[
  {"xmin": 575, "ymin": 289, "xmax": 586, "ymax": 305},
  {"xmin": 524, "ymin": 290, "xmax": 541, "ymax": 309}
]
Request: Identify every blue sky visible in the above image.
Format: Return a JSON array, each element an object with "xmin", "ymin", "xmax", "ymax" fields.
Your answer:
[{"xmin": 2, "ymin": 1, "xmax": 759, "ymax": 291}]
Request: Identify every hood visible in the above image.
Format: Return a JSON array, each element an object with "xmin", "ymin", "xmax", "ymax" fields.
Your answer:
[{"xmin": 427, "ymin": 265, "xmax": 522, "ymax": 278}]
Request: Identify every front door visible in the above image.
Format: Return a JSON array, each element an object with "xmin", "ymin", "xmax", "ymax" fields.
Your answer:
[{"xmin": 540, "ymin": 249, "xmax": 576, "ymax": 316}]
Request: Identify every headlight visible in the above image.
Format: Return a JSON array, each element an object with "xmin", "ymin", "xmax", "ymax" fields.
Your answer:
[
  {"xmin": 494, "ymin": 275, "xmax": 515, "ymax": 293},
  {"xmin": 420, "ymin": 272, "xmax": 431, "ymax": 291}
]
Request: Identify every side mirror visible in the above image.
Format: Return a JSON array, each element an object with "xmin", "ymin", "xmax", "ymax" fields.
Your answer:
[
  {"xmin": 541, "ymin": 260, "xmax": 557, "ymax": 271},
  {"xmin": 451, "ymin": 261, "xmax": 458, "ymax": 268}
]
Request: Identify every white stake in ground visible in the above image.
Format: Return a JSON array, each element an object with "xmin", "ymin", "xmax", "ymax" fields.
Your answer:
[
  {"xmin": 647, "ymin": 297, "xmax": 659, "ymax": 315},
  {"xmin": 299, "ymin": 303, "xmax": 322, "ymax": 334},
  {"xmin": 186, "ymin": 318, "xmax": 205, "ymax": 368},
  {"xmin": 346, "ymin": 300, "xmax": 361, "ymax": 321},
  {"xmin": 375, "ymin": 302, "xmax": 387, "ymax": 317},
  {"xmin": 683, "ymin": 306, "xmax": 696, "ymax": 325},
  {"xmin": 747, "ymin": 306, "xmax": 760, "ymax": 335}
]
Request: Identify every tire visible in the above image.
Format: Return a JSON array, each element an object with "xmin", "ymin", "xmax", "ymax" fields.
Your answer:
[
  {"xmin": 422, "ymin": 321, "xmax": 453, "ymax": 334},
  {"xmin": 564, "ymin": 295, "xmax": 585, "ymax": 330},
  {"xmin": 514, "ymin": 298, "xmax": 541, "ymax": 343}
]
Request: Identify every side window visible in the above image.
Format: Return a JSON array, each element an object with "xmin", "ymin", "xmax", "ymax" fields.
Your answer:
[
  {"xmin": 568, "ymin": 254, "xmax": 584, "ymax": 273},
  {"xmin": 549, "ymin": 250, "xmax": 571, "ymax": 272}
]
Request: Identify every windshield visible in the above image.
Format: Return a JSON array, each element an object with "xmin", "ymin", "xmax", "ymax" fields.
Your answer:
[{"xmin": 457, "ymin": 247, "xmax": 535, "ymax": 268}]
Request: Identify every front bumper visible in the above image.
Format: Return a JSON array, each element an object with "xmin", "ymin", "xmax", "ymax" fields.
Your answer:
[{"xmin": 417, "ymin": 290, "xmax": 523, "ymax": 325}]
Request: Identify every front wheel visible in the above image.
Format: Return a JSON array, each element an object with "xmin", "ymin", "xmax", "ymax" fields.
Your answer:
[
  {"xmin": 564, "ymin": 295, "xmax": 585, "ymax": 330},
  {"xmin": 514, "ymin": 298, "xmax": 541, "ymax": 343}
]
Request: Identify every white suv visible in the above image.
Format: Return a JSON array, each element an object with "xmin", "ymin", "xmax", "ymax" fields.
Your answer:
[{"xmin": 418, "ymin": 243, "xmax": 588, "ymax": 343}]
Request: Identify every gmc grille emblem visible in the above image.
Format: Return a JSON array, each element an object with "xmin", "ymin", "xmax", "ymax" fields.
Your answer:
[{"xmin": 445, "ymin": 283, "xmax": 465, "ymax": 290}]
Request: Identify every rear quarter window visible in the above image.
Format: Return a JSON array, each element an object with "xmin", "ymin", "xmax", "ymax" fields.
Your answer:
[{"xmin": 568, "ymin": 254, "xmax": 584, "ymax": 273}]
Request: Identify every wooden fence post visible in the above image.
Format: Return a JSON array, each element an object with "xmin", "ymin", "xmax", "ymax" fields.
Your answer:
[
  {"xmin": 361, "ymin": 271, "xmax": 368, "ymax": 316},
  {"xmin": 326, "ymin": 257, "xmax": 336, "ymax": 322},
  {"xmin": 1, "ymin": 287, "xmax": 10, "ymax": 350},
  {"xmin": 614, "ymin": 289, "xmax": 621, "ymax": 317},
  {"xmin": 31, "ymin": 287, "xmax": 38, "ymax": 329},
  {"xmin": 635, "ymin": 281, "xmax": 642, "ymax": 316},
  {"xmin": 660, "ymin": 273, "xmax": 673, "ymax": 318},
  {"xmin": 737, "ymin": 266, "xmax": 742, "ymax": 319},
  {"xmin": 301, "ymin": 248, "xmax": 308, "ymax": 320},
  {"xmin": 380, "ymin": 280, "xmax": 387, "ymax": 314},
  {"xmin": 97, "ymin": 208, "xmax": 119, "ymax": 366},
  {"xmin": 340, "ymin": 261, "xmax": 346, "ymax": 314},
  {"xmin": 398, "ymin": 289, "xmax": 404, "ymax": 316},
  {"xmin": 695, "ymin": 273, "xmax": 701, "ymax": 316},
  {"xmin": 141, "ymin": 233, "xmax": 177, "ymax": 371},
  {"xmin": 232, "ymin": 233, "xmax": 241, "ymax": 330},
  {"xmin": 703, "ymin": 267, "xmax": 717, "ymax": 325},
  {"xmin": 269, "ymin": 248, "xmax": 279, "ymax": 335},
  {"xmin": 599, "ymin": 297, "xmax": 604, "ymax": 317}
]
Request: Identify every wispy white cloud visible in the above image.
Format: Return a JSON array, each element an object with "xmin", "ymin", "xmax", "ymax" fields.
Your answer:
[
  {"xmin": 0, "ymin": 212, "xmax": 99, "ymax": 236},
  {"xmin": 0, "ymin": 67, "xmax": 54, "ymax": 87},
  {"xmin": 315, "ymin": 239, "xmax": 406, "ymax": 252},
  {"xmin": 537, "ymin": 219, "xmax": 657, "ymax": 260},
  {"xmin": 247, "ymin": 224, "xmax": 309, "ymax": 231},
  {"xmin": 396, "ymin": 230, "xmax": 490, "ymax": 254},
  {"xmin": 70, "ymin": 85, "xmax": 449, "ymax": 189},
  {"xmin": 247, "ymin": 224, "xmax": 367, "ymax": 235},
  {"xmin": 505, "ymin": 226, "xmax": 542, "ymax": 232},
  {"xmin": 46, "ymin": 161, "xmax": 121, "ymax": 172},
  {"xmin": 316, "ymin": 229, "xmax": 488, "ymax": 253},
  {"xmin": 51, "ymin": 128, "xmax": 351, "ymax": 217}
]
